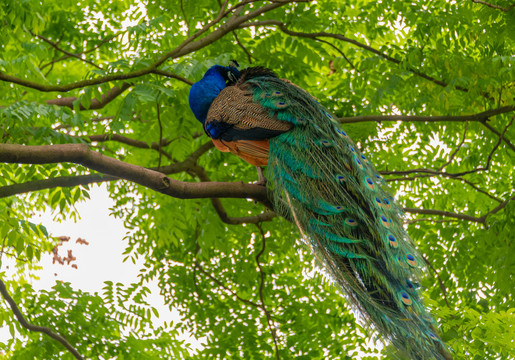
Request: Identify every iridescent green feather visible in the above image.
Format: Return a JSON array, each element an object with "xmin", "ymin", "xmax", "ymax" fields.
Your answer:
[{"xmin": 245, "ymin": 77, "xmax": 447, "ymax": 359}]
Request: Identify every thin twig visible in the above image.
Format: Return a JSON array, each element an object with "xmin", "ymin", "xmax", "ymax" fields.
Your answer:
[
  {"xmin": 53, "ymin": 116, "xmax": 115, "ymax": 130},
  {"xmin": 403, "ymin": 194, "xmax": 514, "ymax": 224},
  {"xmin": 180, "ymin": 0, "xmax": 191, "ymax": 36},
  {"xmin": 40, "ymin": 33, "xmax": 122, "ymax": 71},
  {"xmin": 405, "ymin": 218, "xmax": 458, "ymax": 224},
  {"xmin": 0, "ymin": 236, "xmax": 7, "ymax": 264},
  {"xmin": 255, "ymin": 224, "xmax": 280, "ymax": 360},
  {"xmin": 471, "ymin": 0, "xmax": 515, "ymax": 12},
  {"xmin": 0, "ymin": 279, "xmax": 84, "ymax": 360},
  {"xmin": 438, "ymin": 122, "xmax": 468, "ymax": 171},
  {"xmin": 156, "ymin": 102, "xmax": 163, "ymax": 170},
  {"xmin": 195, "ymin": 262, "xmax": 261, "ymax": 308},
  {"xmin": 421, "ymin": 255, "xmax": 451, "ymax": 309},
  {"xmin": 233, "ymin": 31, "xmax": 253, "ymax": 64},
  {"xmin": 338, "ymin": 106, "xmax": 515, "ymax": 124},
  {"xmin": 481, "ymin": 120, "xmax": 515, "ymax": 152},
  {"xmin": 314, "ymin": 37, "xmax": 355, "ymax": 70},
  {"xmin": 0, "ymin": 1, "xmax": 294, "ymax": 92},
  {"xmin": 382, "ymin": 116, "xmax": 514, "ymax": 179},
  {"xmin": 31, "ymin": 31, "xmax": 102, "ymax": 70},
  {"xmin": 239, "ymin": 20, "xmax": 480, "ymax": 96},
  {"xmin": 82, "ymin": 133, "xmax": 172, "ymax": 160},
  {"xmin": 191, "ymin": 165, "xmax": 276, "ymax": 223}
]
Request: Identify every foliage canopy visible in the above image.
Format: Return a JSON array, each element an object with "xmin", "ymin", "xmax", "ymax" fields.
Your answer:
[{"xmin": 0, "ymin": 0, "xmax": 514, "ymax": 359}]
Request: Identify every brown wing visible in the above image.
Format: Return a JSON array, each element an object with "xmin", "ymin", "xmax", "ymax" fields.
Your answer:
[{"xmin": 205, "ymin": 85, "xmax": 292, "ymax": 140}]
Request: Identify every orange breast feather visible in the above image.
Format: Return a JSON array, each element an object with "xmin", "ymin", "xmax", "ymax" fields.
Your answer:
[{"xmin": 212, "ymin": 139, "xmax": 269, "ymax": 166}]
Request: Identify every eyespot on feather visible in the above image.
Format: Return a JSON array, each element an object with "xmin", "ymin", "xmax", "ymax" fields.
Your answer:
[
  {"xmin": 272, "ymin": 91, "xmax": 283, "ymax": 96},
  {"xmin": 406, "ymin": 254, "xmax": 418, "ymax": 267},
  {"xmin": 375, "ymin": 197, "xmax": 382, "ymax": 207},
  {"xmin": 336, "ymin": 175, "xmax": 346, "ymax": 183},
  {"xmin": 380, "ymin": 215, "xmax": 390, "ymax": 228},
  {"xmin": 400, "ymin": 291, "xmax": 412, "ymax": 305},
  {"xmin": 275, "ymin": 101, "xmax": 289, "ymax": 109},
  {"xmin": 349, "ymin": 146, "xmax": 355, "ymax": 153},
  {"xmin": 387, "ymin": 233, "xmax": 398, "ymax": 248},
  {"xmin": 354, "ymin": 155, "xmax": 363, "ymax": 170},
  {"xmin": 383, "ymin": 198, "xmax": 392, "ymax": 210},
  {"xmin": 428, "ymin": 332, "xmax": 438, "ymax": 341},
  {"xmin": 345, "ymin": 218, "xmax": 358, "ymax": 227},
  {"xmin": 364, "ymin": 177, "xmax": 375, "ymax": 190}
]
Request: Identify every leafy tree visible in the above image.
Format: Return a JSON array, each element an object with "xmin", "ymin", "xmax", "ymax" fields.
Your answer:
[{"xmin": 0, "ymin": 0, "xmax": 513, "ymax": 359}]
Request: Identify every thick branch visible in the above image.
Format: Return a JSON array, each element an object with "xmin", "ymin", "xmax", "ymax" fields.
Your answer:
[
  {"xmin": 0, "ymin": 174, "xmax": 116, "ymax": 198},
  {"xmin": 0, "ymin": 143, "xmax": 268, "ymax": 201},
  {"xmin": 0, "ymin": 142, "xmax": 215, "ymax": 199},
  {"xmin": 0, "ymin": 279, "xmax": 83, "ymax": 360}
]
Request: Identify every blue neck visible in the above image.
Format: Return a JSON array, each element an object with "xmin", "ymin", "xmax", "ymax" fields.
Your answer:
[{"xmin": 189, "ymin": 67, "xmax": 228, "ymax": 124}]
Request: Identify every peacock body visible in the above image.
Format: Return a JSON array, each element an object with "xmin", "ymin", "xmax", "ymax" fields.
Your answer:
[{"xmin": 189, "ymin": 64, "xmax": 450, "ymax": 359}]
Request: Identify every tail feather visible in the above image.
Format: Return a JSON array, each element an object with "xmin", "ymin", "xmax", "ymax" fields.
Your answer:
[{"xmin": 246, "ymin": 76, "xmax": 448, "ymax": 359}]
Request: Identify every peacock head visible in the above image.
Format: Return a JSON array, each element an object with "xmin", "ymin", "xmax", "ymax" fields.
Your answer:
[
  {"xmin": 189, "ymin": 61, "xmax": 241, "ymax": 124},
  {"xmin": 204, "ymin": 61, "xmax": 241, "ymax": 85}
]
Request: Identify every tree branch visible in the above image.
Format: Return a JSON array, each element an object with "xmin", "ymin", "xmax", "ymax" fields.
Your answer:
[
  {"xmin": 471, "ymin": 0, "xmax": 515, "ymax": 12},
  {"xmin": 403, "ymin": 207, "xmax": 485, "ymax": 223},
  {"xmin": 421, "ymin": 255, "xmax": 451, "ymax": 309},
  {"xmin": 53, "ymin": 116, "xmax": 115, "ymax": 130},
  {"xmin": 40, "ymin": 33, "xmax": 122, "ymax": 71},
  {"xmin": 0, "ymin": 143, "xmax": 268, "ymax": 202},
  {"xmin": 255, "ymin": 224, "xmax": 280, "ymax": 359},
  {"xmin": 0, "ymin": 141, "xmax": 214, "ymax": 198},
  {"xmin": 239, "ymin": 20, "xmax": 478, "ymax": 95},
  {"xmin": 0, "ymin": 1, "xmax": 296, "ymax": 93},
  {"xmin": 45, "ymin": 83, "xmax": 132, "ymax": 110},
  {"xmin": 0, "ymin": 279, "xmax": 84, "ymax": 360},
  {"xmin": 438, "ymin": 122, "xmax": 468, "ymax": 171},
  {"xmin": 232, "ymin": 31, "xmax": 254, "ymax": 64},
  {"xmin": 338, "ymin": 106, "xmax": 515, "ymax": 124},
  {"xmin": 194, "ymin": 261, "xmax": 262, "ymax": 308},
  {"xmin": 190, "ymin": 164, "xmax": 276, "ymax": 223},
  {"xmin": 403, "ymin": 195, "xmax": 514, "ymax": 224},
  {"xmin": 480, "ymin": 120, "xmax": 515, "ymax": 152},
  {"xmin": 31, "ymin": 32, "xmax": 102, "ymax": 70},
  {"xmin": 382, "ymin": 116, "xmax": 514, "ymax": 179},
  {"xmin": 0, "ymin": 174, "xmax": 116, "ymax": 198}
]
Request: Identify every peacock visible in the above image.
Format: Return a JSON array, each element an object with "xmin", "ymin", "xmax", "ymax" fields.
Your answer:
[{"xmin": 188, "ymin": 62, "xmax": 452, "ymax": 360}]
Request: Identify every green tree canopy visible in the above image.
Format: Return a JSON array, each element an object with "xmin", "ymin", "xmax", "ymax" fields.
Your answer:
[{"xmin": 0, "ymin": 0, "xmax": 514, "ymax": 359}]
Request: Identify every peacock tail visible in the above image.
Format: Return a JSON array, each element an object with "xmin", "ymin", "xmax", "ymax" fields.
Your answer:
[{"xmin": 189, "ymin": 65, "xmax": 451, "ymax": 360}]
